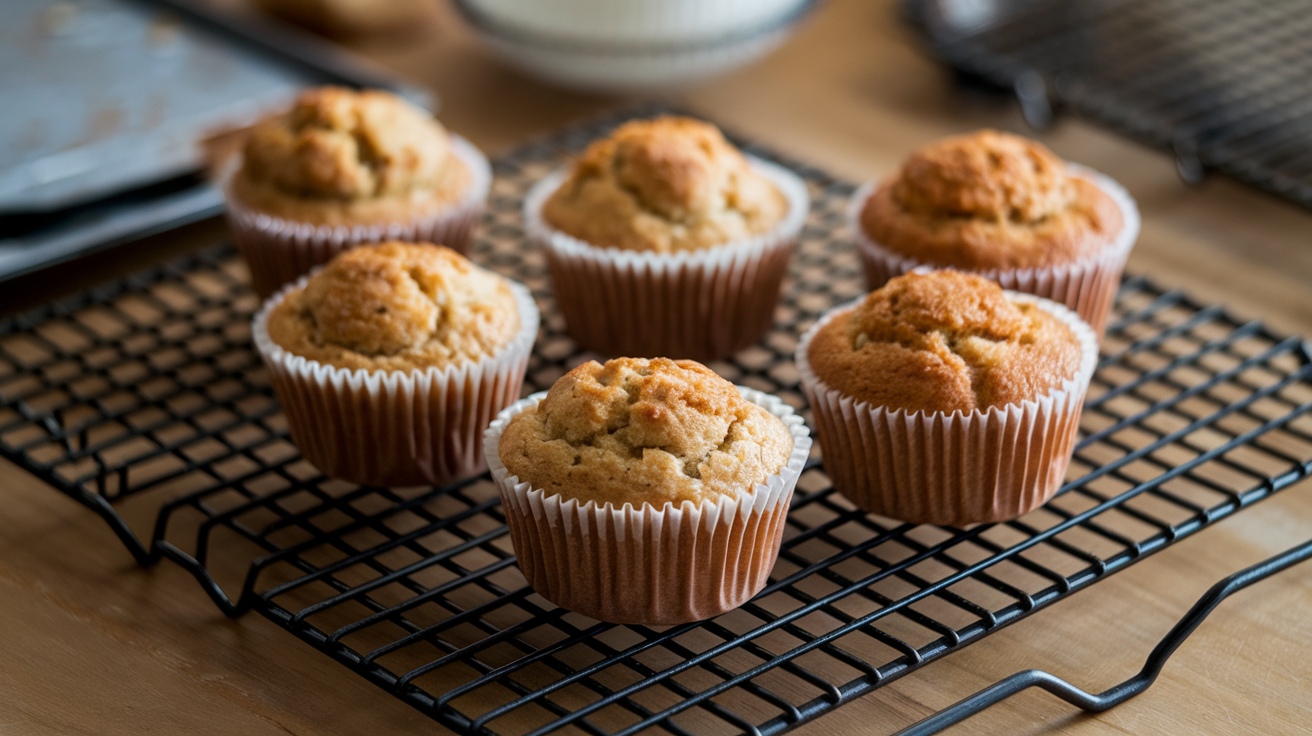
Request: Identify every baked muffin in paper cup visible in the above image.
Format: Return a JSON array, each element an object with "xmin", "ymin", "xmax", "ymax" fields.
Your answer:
[
  {"xmin": 251, "ymin": 243, "xmax": 538, "ymax": 488},
  {"xmin": 230, "ymin": 136, "xmax": 489, "ymax": 299},
  {"xmin": 796, "ymin": 272, "xmax": 1099, "ymax": 526},
  {"xmin": 851, "ymin": 130, "xmax": 1140, "ymax": 339},
  {"xmin": 485, "ymin": 358, "xmax": 812, "ymax": 625},
  {"xmin": 223, "ymin": 88, "xmax": 491, "ymax": 298},
  {"xmin": 523, "ymin": 117, "xmax": 809, "ymax": 361}
]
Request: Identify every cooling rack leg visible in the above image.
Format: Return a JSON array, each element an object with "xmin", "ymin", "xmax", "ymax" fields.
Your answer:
[
  {"xmin": 894, "ymin": 537, "xmax": 1312, "ymax": 736},
  {"xmin": 156, "ymin": 541, "xmax": 246, "ymax": 618},
  {"xmin": 83, "ymin": 490, "xmax": 154, "ymax": 566},
  {"xmin": 1013, "ymin": 70, "xmax": 1055, "ymax": 131}
]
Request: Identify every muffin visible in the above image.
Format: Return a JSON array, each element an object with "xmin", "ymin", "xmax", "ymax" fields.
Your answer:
[
  {"xmin": 252, "ymin": 241, "xmax": 538, "ymax": 487},
  {"xmin": 796, "ymin": 271, "xmax": 1098, "ymax": 525},
  {"xmin": 852, "ymin": 129, "xmax": 1139, "ymax": 338},
  {"xmin": 225, "ymin": 87, "xmax": 490, "ymax": 298},
  {"xmin": 524, "ymin": 116, "xmax": 809, "ymax": 361},
  {"xmin": 485, "ymin": 357, "xmax": 812, "ymax": 625}
]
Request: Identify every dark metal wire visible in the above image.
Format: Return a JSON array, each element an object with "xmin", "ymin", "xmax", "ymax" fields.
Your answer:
[
  {"xmin": 895, "ymin": 537, "xmax": 1312, "ymax": 735},
  {"xmin": 0, "ymin": 107, "xmax": 1310, "ymax": 735},
  {"xmin": 910, "ymin": 0, "xmax": 1312, "ymax": 210}
]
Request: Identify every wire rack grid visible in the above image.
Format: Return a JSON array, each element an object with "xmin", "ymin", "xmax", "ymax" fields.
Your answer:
[
  {"xmin": 0, "ymin": 110, "xmax": 1311, "ymax": 735},
  {"xmin": 911, "ymin": 0, "xmax": 1312, "ymax": 210}
]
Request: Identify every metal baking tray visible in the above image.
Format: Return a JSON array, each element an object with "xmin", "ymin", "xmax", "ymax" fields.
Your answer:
[{"xmin": 0, "ymin": 0, "xmax": 424, "ymax": 282}]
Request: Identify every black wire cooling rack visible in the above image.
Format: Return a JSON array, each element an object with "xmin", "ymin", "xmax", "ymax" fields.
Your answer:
[
  {"xmin": 2, "ymin": 109, "xmax": 1312, "ymax": 735},
  {"xmin": 909, "ymin": 0, "xmax": 1312, "ymax": 210}
]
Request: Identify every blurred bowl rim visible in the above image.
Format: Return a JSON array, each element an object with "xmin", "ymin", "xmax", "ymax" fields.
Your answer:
[{"xmin": 452, "ymin": 0, "xmax": 823, "ymax": 54}]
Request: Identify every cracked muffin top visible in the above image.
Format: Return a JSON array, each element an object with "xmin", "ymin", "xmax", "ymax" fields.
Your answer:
[
  {"xmin": 498, "ymin": 357, "xmax": 793, "ymax": 507},
  {"xmin": 265, "ymin": 242, "xmax": 520, "ymax": 371},
  {"xmin": 541, "ymin": 116, "xmax": 789, "ymax": 253},
  {"xmin": 861, "ymin": 130, "xmax": 1123, "ymax": 269},
  {"xmin": 231, "ymin": 87, "xmax": 471, "ymax": 225},
  {"xmin": 807, "ymin": 271, "xmax": 1082, "ymax": 413}
]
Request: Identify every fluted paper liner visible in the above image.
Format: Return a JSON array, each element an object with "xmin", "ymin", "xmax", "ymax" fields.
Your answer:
[
  {"xmin": 227, "ymin": 136, "xmax": 492, "ymax": 298},
  {"xmin": 484, "ymin": 388, "xmax": 812, "ymax": 625},
  {"xmin": 850, "ymin": 165, "xmax": 1139, "ymax": 339},
  {"xmin": 524, "ymin": 157, "xmax": 809, "ymax": 361},
  {"xmin": 796, "ymin": 292, "xmax": 1099, "ymax": 526},
  {"xmin": 251, "ymin": 273, "xmax": 538, "ymax": 487}
]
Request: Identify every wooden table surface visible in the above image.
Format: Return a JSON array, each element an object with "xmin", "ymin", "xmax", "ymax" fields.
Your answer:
[{"xmin": 3, "ymin": 1, "xmax": 1311, "ymax": 734}]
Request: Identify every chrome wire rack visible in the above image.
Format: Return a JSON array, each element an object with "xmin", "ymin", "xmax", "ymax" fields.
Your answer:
[{"xmin": 2, "ymin": 109, "xmax": 1311, "ymax": 734}]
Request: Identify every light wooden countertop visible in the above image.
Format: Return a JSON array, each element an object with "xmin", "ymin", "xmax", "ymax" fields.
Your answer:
[{"xmin": 3, "ymin": 1, "xmax": 1311, "ymax": 734}]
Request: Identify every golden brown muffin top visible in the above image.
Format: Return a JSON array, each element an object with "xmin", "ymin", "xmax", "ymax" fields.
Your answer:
[
  {"xmin": 807, "ymin": 271, "xmax": 1082, "ymax": 413},
  {"xmin": 232, "ymin": 87, "xmax": 471, "ymax": 224},
  {"xmin": 499, "ymin": 357, "xmax": 794, "ymax": 507},
  {"xmin": 861, "ymin": 130, "xmax": 1123, "ymax": 269},
  {"xmin": 541, "ymin": 116, "xmax": 789, "ymax": 253},
  {"xmin": 265, "ymin": 242, "xmax": 521, "ymax": 371}
]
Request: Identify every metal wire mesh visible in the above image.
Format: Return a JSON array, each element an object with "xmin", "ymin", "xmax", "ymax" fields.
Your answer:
[
  {"xmin": 912, "ymin": 0, "xmax": 1312, "ymax": 208},
  {"xmin": 0, "ymin": 109, "xmax": 1310, "ymax": 735}
]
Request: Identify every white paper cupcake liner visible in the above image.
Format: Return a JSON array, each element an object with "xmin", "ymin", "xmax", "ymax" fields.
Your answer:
[
  {"xmin": 226, "ymin": 135, "xmax": 492, "ymax": 299},
  {"xmin": 850, "ymin": 165, "xmax": 1140, "ymax": 339},
  {"xmin": 484, "ymin": 387, "xmax": 812, "ymax": 625},
  {"xmin": 796, "ymin": 292, "xmax": 1099, "ymax": 526},
  {"xmin": 251, "ymin": 273, "xmax": 539, "ymax": 487},
  {"xmin": 524, "ymin": 157, "xmax": 809, "ymax": 361}
]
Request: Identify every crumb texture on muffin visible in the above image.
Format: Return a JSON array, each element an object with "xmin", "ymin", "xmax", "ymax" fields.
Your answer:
[
  {"xmin": 542, "ymin": 116, "xmax": 788, "ymax": 253},
  {"xmin": 499, "ymin": 357, "xmax": 793, "ymax": 507},
  {"xmin": 808, "ymin": 271, "xmax": 1082, "ymax": 413},
  {"xmin": 233, "ymin": 87, "xmax": 470, "ymax": 222},
  {"xmin": 266, "ymin": 242, "xmax": 520, "ymax": 371},
  {"xmin": 862, "ymin": 130, "xmax": 1123, "ymax": 269}
]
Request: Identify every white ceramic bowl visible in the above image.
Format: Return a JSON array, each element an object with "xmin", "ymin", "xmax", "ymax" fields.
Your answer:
[{"xmin": 455, "ymin": 0, "xmax": 819, "ymax": 91}]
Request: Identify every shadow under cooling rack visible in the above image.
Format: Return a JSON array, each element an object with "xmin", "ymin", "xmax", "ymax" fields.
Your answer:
[{"xmin": 1, "ymin": 109, "xmax": 1311, "ymax": 735}]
